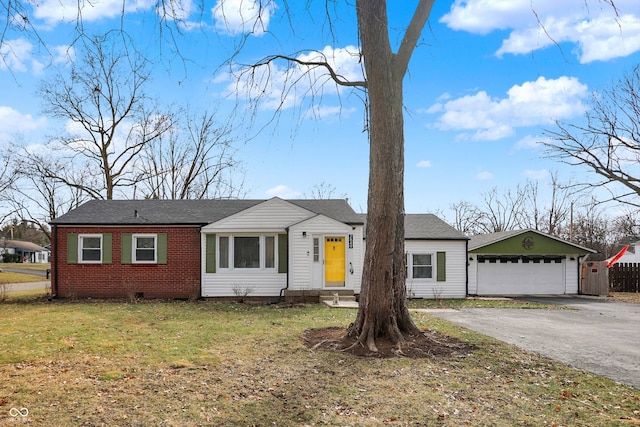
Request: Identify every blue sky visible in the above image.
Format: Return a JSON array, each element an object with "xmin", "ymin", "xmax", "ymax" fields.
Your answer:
[{"xmin": 1, "ymin": 0, "xmax": 640, "ymax": 218}]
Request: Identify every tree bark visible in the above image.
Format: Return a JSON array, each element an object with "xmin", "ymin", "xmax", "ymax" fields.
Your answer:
[{"xmin": 348, "ymin": 0, "xmax": 430, "ymax": 351}]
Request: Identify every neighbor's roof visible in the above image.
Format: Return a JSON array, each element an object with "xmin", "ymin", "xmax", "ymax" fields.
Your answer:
[
  {"xmin": 357, "ymin": 213, "xmax": 468, "ymax": 240},
  {"xmin": 1, "ymin": 239, "xmax": 48, "ymax": 251},
  {"xmin": 468, "ymin": 229, "xmax": 596, "ymax": 253},
  {"xmin": 50, "ymin": 198, "xmax": 363, "ymax": 226}
]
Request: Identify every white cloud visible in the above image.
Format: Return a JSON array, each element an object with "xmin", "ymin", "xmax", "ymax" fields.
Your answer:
[
  {"xmin": 417, "ymin": 160, "xmax": 432, "ymax": 168},
  {"xmin": 227, "ymin": 45, "xmax": 364, "ymax": 112},
  {"xmin": 513, "ymin": 135, "xmax": 546, "ymax": 151},
  {"xmin": 0, "ymin": 38, "xmax": 33, "ymax": 73},
  {"xmin": 0, "ymin": 106, "xmax": 48, "ymax": 141},
  {"xmin": 441, "ymin": 0, "xmax": 640, "ymax": 63},
  {"xmin": 428, "ymin": 76, "xmax": 588, "ymax": 141},
  {"xmin": 1, "ymin": 39, "xmax": 75, "ymax": 75},
  {"xmin": 476, "ymin": 171, "xmax": 494, "ymax": 180},
  {"xmin": 523, "ymin": 169, "xmax": 549, "ymax": 180},
  {"xmin": 265, "ymin": 185, "xmax": 301, "ymax": 199},
  {"xmin": 32, "ymin": 0, "xmax": 155, "ymax": 25},
  {"xmin": 212, "ymin": 0, "xmax": 275, "ymax": 36}
]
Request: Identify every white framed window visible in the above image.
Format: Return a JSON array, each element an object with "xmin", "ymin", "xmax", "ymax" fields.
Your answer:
[
  {"xmin": 79, "ymin": 234, "xmax": 102, "ymax": 263},
  {"xmin": 133, "ymin": 234, "xmax": 157, "ymax": 263},
  {"xmin": 407, "ymin": 253, "xmax": 433, "ymax": 280},
  {"xmin": 218, "ymin": 234, "xmax": 277, "ymax": 270}
]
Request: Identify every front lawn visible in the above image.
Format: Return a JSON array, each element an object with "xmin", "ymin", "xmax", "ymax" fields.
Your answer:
[{"xmin": 1, "ymin": 301, "xmax": 637, "ymax": 426}]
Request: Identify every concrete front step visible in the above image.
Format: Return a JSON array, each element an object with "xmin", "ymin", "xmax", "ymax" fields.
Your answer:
[{"xmin": 283, "ymin": 289, "xmax": 356, "ymax": 304}]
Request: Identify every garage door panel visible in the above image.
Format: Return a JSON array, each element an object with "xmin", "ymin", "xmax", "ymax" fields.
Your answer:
[{"xmin": 478, "ymin": 260, "xmax": 565, "ymax": 295}]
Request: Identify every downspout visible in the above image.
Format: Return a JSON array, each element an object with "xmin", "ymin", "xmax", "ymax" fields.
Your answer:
[
  {"xmin": 465, "ymin": 239, "xmax": 469, "ymax": 297},
  {"xmin": 48, "ymin": 225, "xmax": 58, "ymax": 300},
  {"xmin": 277, "ymin": 228, "xmax": 290, "ymax": 302}
]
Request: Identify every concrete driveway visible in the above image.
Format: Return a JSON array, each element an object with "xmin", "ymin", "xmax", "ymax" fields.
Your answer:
[{"xmin": 428, "ymin": 297, "xmax": 640, "ymax": 389}]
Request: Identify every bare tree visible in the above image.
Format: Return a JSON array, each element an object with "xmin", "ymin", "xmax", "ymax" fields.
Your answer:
[
  {"xmin": 137, "ymin": 110, "xmax": 244, "ymax": 200},
  {"xmin": 449, "ymin": 201, "xmax": 483, "ymax": 236},
  {"xmin": 8, "ymin": 148, "xmax": 89, "ymax": 240},
  {"xmin": 231, "ymin": 1, "xmax": 433, "ymax": 350},
  {"xmin": 306, "ymin": 182, "xmax": 339, "ymax": 200},
  {"xmin": 545, "ymin": 65, "xmax": 640, "ymax": 208},
  {"xmin": 520, "ymin": 174, "xmax": 576, "ymax": 236},
  {"xmin": 38, "ymin": 32, "xmax": 173, "ymax": 200},
  {"xmin": 0, "ymin": 152, "xmax": 16, "ymax": 223}
]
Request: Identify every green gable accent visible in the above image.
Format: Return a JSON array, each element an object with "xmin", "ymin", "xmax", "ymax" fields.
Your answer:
[
  {"xmin": 121, "ymin": 233, "xmax": 132, "ymax": 264},
  {"xmin": 157, "ymin": 233, "xmax": 167, "ymax": 264},
  {"xmin": 278, "ymin": 234, "xmax": 287, "ymax": 273},
  {"xmin": 471, "ymin": 231, "xmax": 591, "ymax": 255},
  {"xmin": 205, "ymin": 234, "xmax": 216, "ymax": 273},
  {"xmin": 67, "ymin": 233, "xmax": 78, "ymax": 264},
  {"xmin": 436, "ymin": 251, "xmax": 446, "ymax": 282},
  {"xmin": 102, "ymin": 234, "xmax": 112, "ymax": 264}
]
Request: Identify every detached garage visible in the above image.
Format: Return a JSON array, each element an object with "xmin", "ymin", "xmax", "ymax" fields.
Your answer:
[{"xmin": 467, "ymin": 229, "xmax": 595, "ymax": 296}]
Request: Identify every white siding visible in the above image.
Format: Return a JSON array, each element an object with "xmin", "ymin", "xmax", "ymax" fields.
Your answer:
[
  {"xmin": 565, "ymin": 256, "xmax": 580, "ymax": 294},
  {"xmin": 468, "ymin": 258, "xmax": 478, "ymax": 295},
  {"xmin": 289, "ymin": 216, "xmax": 361, "ymax": 291},
  {"xmin": 201, "ymin": 271, "xmax": 286, "ymax": 297},
  {"xmin": 404, "ymin": 240, "xmax": 467, "ymax": 299},
  {"xmin": 202, "ymin": 198, "xmax": 313, "ymax": 232}
]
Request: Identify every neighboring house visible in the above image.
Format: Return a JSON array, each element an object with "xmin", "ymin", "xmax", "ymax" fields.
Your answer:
[
  {"xmin": 467, "ymin": 229, "xmax": 595, "ymax": 296},
  {"xmin": 358, "ymin": 214, "xmax": 469, "ymax": 299},
  {"xmin": 606, "ymin": 240, "xmax": 640, "ymax": 264},
  {"xmin": 0, "ymin": 239, "xmax": 50, "ymax": 263},
  {"xmin": 49, "ymin": 197, "xmax": 468, "ymax": 300}
]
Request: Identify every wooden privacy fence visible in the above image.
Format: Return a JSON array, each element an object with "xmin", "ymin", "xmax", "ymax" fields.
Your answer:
[
  {"xmin": 581, "ymin": 261, "xmax": 609, "ymax": 296},
  {"xmin": 609, "ymin": 263, "xmax": 640, "ymax": 293}
]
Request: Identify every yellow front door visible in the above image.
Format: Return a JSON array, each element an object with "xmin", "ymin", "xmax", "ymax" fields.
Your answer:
[{"xmin": 325, "ymin": 237, "xmax": 345, "ymax": 287}]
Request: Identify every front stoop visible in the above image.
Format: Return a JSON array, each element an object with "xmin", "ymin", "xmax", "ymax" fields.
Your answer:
[{"xmin": 283, "ymin": 289, "xmax": 357, "ymax": 305}]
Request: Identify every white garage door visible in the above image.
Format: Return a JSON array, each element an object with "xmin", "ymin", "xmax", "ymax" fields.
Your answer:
[{"xmin": 477, "ymin": 257, "xmax": 566, "ymax": 295}]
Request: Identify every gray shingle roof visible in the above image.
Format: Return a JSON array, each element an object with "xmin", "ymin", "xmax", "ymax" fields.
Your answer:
[
  {"xmin": 50, "ymin": 198, "xmax": 363, "ymax": 226},
  {"xmin": 357, "ymin": 213, "xmax": 467, "ymax": 240}
]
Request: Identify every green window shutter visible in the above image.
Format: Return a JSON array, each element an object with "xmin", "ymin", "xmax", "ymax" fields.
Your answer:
[
  {"xmin": 67, "ymin": 233, "xmax": 78, "ymax": 264},
  {"xmin": 121, "ymin": 233, "xmax": 132, "ymax": 264},
  {"xmin": 157, "ymin": 233, "xmax": 168, "ymax": 264},
  {"xmin": 102, "ymin": 234, "xmax": 112, "ymax": 264},
  {"xmin": 205, "ymin": 234, "xmax": 216, "ymax": 273},
  {"xmin": 278, "ymin": 234, "xmax": 288, "ymax": 273},
  {"xmin": 436, "ymin": 251, "xmax": 446, "ymax": 282}
]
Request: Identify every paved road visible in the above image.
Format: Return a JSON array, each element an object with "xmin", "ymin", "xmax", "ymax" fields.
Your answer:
[
  {"xmin": 0, "ymin": 267, "xmax": 48, "ymax": 277},
  {"xmin": 428, "ymin": 297, "xmax": 640, "ymax": 389}
]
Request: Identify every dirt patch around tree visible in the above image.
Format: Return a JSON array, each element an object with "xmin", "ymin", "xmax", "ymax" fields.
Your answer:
[{"xmin": 303, "ymin": 326, "xmax": 475, "ymax": 359}]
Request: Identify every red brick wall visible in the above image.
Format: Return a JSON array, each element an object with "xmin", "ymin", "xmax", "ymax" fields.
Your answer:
[{"xmin": 51, "ymin": 226, "xmax": 201, "ymax": 299}]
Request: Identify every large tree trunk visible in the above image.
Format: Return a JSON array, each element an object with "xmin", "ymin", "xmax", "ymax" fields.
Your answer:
[{"xmin": 348, "ymin": 0, "xmax": 422, "ymax": 352}]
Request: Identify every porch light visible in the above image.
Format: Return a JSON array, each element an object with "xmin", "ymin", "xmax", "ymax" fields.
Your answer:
[{"xmin": 302, "ymin": 231, "xmax": 307, "ymax": 237}]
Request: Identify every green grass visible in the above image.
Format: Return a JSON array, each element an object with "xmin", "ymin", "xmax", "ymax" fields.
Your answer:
[
  {"xmin": 0, "ymin": 301, "xmax": 637, "ymax": 426},
  {"xmin": 0, "ymin": 272, "xmax": 45, "ymax": 285},
  {"xmin": 407, "ymin": 297, "xmax": 562, "ymax": 309},
  {"xmin": 1, "ymin": 262, "xmax": 50, "ymax": 271}
]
